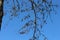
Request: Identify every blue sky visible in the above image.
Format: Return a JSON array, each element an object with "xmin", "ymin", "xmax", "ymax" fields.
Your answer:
[{"xmin": 0, "ymin": 0, "xmax": 60, "ymax": 40}]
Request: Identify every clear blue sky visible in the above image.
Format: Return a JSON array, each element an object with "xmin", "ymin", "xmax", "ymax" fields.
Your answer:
[{"xmin": 0, "ymin": 0, "xmax": 60, "ymax": 40}]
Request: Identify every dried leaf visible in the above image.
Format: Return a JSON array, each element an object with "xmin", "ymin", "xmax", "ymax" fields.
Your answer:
[{"xmin": 19, "ymin": 30, "xmax": 28, "ymax": 34}]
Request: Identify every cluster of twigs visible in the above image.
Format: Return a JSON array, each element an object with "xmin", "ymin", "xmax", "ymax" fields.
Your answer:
[
  {"xmin": 19, "ymin": 0, "xmax": 57, "ymax": 40},
  {"xmin": 1, "ymin": 0, "xmax": 57, "ymax": 40}
]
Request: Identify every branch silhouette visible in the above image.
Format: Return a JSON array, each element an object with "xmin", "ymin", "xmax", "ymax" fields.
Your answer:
[
  {"xmin": 19, "ymin": 0, "xmax": 57, "ymax": 40},
  {"xmin": 0, "ymin": 0, "xmax": 4, "ymax": 30},
  {"xmin": 0, "ymin": 0, "xmax": 58, "ymax": 40}
]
